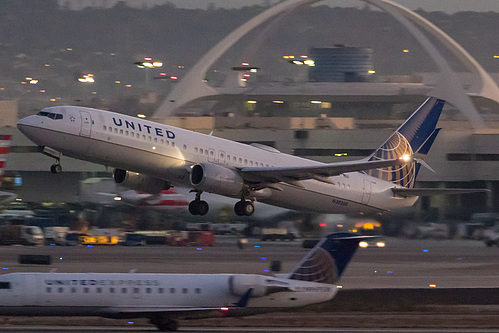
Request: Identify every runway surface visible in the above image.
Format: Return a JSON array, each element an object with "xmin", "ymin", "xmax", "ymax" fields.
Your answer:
[
  {"xmin": 1, "ymin": 326, "xmax": 499, "ymax": 332},
  {"xmin": 1, "ymin": 236, "xmax": 498, "ymax": 289}
]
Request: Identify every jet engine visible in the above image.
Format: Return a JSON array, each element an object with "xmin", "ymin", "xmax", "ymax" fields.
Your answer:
[
  {"xmin": 229, "ymin": 275, "xmax": 267, "ymax": 297},
  {"xmin": 190, "ymin": 163, "xmax": 243, "ymax": 197},
  {"xmin": 114, "ymin": 169, "xmax": 170, "ymax": 194}
]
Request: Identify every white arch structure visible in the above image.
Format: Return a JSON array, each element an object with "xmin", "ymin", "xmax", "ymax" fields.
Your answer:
[{"xmin": 153, "ymin": 0, "xmax": 499, "ymax": 130}]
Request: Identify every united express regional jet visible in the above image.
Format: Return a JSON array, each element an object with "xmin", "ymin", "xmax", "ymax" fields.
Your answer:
[
  {"xmin": 0, "ymin": 232, "xmax": 366, "ymax": 331},
  {"xmin": 17, "ymin": 97, "xmax": 479, "ymax": 216}
]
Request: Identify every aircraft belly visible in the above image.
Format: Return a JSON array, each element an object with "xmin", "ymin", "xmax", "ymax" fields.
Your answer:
[
  {"xmin": 0, "ymin": 306, "xmax": 109, "ymax": 316},
  {"xmin": 260, "ymin": 183, "xmax": 382, "ymax": 214}
]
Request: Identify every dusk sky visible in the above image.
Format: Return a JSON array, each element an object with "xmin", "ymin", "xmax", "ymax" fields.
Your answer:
[{"xmin": 165, "ymin": 0, "xmax": 499, "ymax": 13}]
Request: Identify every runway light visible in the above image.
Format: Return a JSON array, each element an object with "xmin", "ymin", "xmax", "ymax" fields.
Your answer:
[
  {"xmin": 196, "ymin": 248, "xmax": 202, "ymax": 251},
  {"xmin": 241, "ymin": 62, "xmax": 249, "ymax": 66},
  {"xmin": 59, "ymin": 257, "xmax": 63, "ymax": 260},
  {"xmin": 429, "ymin": 284, "xmax": 437, "ymax": 288},
  {"xmin": 387, "ymin": 271, "xmax": 393, "ymax": 274},
  {"xmin": 376, "ymin": 241, "xmax": 386, "ymax": 248},
  {"xmin": 254, "ymin": 245, "xmax": 260, "ymax": 248},
  {"xmin": 403, "ymin": 49, "xmax": 409, "ymax": 53},
  {"xmin": 2, "ymin": 268, "xmax": 8, "ymax": 270},
  {"xmin": 336, "ymin": 285, "xmax": 343, "ymax": 289},
  {"xmin": 246, "ymin": 100, "xmax": 257, "ymax": 104},
  {"xmin": 423, "ymin": 249, "xmax": 429, "ymax": 253},
  {"xmin": 114, "ymin": 196, "xmax": 122, "ymax": 201},
  {"xmin": 261, "ymin": 257, "xmax": 267, "ymax": 260},
  {"xmin": 311, "ymin": 101, "xmax": 322, "ymax": 104},
  {"xmin": 221, "ymin": 307, "xmax": 229, "ymax": 311},
  {"xmin": 359, "ymin": 241, "xmax": 369, "ymax": 248}
]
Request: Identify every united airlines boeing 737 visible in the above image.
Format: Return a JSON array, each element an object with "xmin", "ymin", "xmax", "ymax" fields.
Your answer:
[
  {"xmin": 0, "ymin": 232, "xmax": 365, "ymax": 331},
  {"xmin": 17, "ymin": 97, "xmax": 481, "ymax": 216}
]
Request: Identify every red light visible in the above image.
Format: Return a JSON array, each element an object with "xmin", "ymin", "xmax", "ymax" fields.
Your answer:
[
  {"xmin": 241, "ymin": 62, "xmax": 249, "ymax": 66},
  {"xmin": 320, "ymin": 223, "xmax": 326, "ymax": 227},
  {"xmin": 159, "ymin": 73, "xmax": 167, "ymax": 76},
  {"xmin": 144, "ymin": 57, "xmax": 152, "ymax": 61},
  {"xmin": 300, "ymin": 55, "xmax": 308, "ymax": 59},
  {"xmin": 25, "ymin": 77, "xmax": 33, "ymax": 81},
  {"xmin": 243, "ymin": 74, "xmax": 250, "ymax": 77},
  {"xmin": 220, "ymin": 307, "xmax": 229, "ymax": 311}
]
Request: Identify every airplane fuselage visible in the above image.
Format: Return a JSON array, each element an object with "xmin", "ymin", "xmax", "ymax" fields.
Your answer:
[
  {"xmin": 17, "ymin": 106, "xmax": 417, "ymax": 214},
  {"xmin": 0, "ymin": 272, "xmax": 335, "ymax": 317}
]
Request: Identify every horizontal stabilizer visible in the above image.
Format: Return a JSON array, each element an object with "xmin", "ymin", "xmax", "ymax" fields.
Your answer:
[{"xmin": 392, "ymin": 188, "xmax": 490, "ymax": 198}]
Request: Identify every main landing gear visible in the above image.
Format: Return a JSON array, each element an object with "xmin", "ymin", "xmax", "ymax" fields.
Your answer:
[
  {"xmin": 150, "ymin": 317, "xmax": 178, "ymax": 331},
  {"xmin": 189, "ymin": 191, "xmax": 209, "ymax": 216},
  {"xmin": 50, "ymin": 162, "xmax": 62, "ymax": 174},
  {"xmin": 234, "ymin": 199, "xmax": 254, "ymax": 217}
]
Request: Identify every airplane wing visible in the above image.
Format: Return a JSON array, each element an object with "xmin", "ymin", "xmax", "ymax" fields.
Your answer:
[
  {"xmin": 241, "ymin": 158, "xmax": 406, "ymax": 185},
  {"xmin": 392, "ymin": 188, "xmax": 490, "ymax": 197}
]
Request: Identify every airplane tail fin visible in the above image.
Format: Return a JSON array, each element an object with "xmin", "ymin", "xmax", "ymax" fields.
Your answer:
[
  {"xmin": 287, "ymin": 233, "xmax": 369, "ymax": 285},
  {"xmin": 0, "ymin": 135, "xmax": 12, "ymax": 187},
  {"xmin": 366, "ymin": 97, "xmax": 445, "ymax": 188}
]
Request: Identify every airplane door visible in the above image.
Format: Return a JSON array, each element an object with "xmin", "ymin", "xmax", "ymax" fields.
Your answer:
[
  {"xmin": 79, "ymin": 111, "xmax": 92, "ymax": 137},
  {"xmin": 361, "ymin": 180, "xmax": 372, "ymax": 205},
  {"xmin": 22, "ymin": 274, "xmax": 41, "ymax": 306}
]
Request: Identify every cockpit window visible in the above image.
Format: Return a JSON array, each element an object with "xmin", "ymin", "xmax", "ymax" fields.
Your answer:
[
  {"xmin": 37, "ymin": 111, "xmax": 63, "ymax": 120},
  {"xmin": 0, "ymin": 282, "xmax": 11, "ymax": 289}
]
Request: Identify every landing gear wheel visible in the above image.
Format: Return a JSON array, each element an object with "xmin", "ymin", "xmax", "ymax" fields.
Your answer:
[
  {"xmin": 243, "ymin": 201, "xmax": 254, "ymax": 216},
  {"xmin": 156, "ymin": 319, "xmax": 178, "ymax": 331},
  {"xmin": 234, "ymin": 201, "xmax": 255, "ymax": 216},
  {"xmin": 189, "ymin": 200, "xmax": 209, "ymax": 216},
  {"xmin": 234, "ymin": 201, "xmax": 244, "ymax": 216},
  {"xmin": 50, "ymin": 164, "xmax": 62, "ymax": 174}
]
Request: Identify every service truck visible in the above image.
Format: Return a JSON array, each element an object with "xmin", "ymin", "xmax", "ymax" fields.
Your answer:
[
  {"xmin": 44, "ymin": 227, "xmax": 70, "ymax": 245},
  {"xmin": 0, "ymin": 225, "xmax": 44, "ymax": 245}
]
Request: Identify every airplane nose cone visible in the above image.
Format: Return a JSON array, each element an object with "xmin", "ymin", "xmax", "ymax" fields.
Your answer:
[{"xmin": 17, "ymin": 115, "xmax": 41, "ymax": 141}]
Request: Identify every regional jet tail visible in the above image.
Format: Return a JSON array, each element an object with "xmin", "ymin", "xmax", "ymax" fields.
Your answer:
[
  {"xmin": 17, "ymin": 97, "xmax": 487, "ymax": 217},
  {"xmin": 0, "ymin": 135, "xmax": 16, "ymax": 206},
  {"xmin": 0, "ymin": 232, "xmax": 367, "ymax": 331}
]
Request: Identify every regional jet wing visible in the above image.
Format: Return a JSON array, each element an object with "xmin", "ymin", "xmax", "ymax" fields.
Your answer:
[
  {"xmin": 392, "ymin": 188, "xmax": 490, "ymax": 198},
  {"xmin": 241, "ymin": 158, "xmax": 405, "ymax": 184}
]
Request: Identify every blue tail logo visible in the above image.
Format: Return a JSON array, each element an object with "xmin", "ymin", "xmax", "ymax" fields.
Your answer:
[
  {"xmin": 288, "ymin": 233, "xmax": 366, "ymax": 285},
  {"xmin": 366, "ymin": 97, "xmax": 445, "ymax": 188}
]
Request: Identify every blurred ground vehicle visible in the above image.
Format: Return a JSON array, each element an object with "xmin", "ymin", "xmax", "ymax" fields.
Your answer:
[{"xmin": 0, "ymin": 224, "xmax": 43, "ymax": 245}]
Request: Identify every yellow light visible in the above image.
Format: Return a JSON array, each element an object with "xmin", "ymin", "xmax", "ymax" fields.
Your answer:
[
  {"xmin": 152, "ymin": 62, "xmax": 163, "ymax": 67},
  {"xmin": 137, "ymin": 114, "xmax": 146, "ymax": 118},
  {"xmin": 376, "ymin": 241, "xmax": 386, "ymax": 248},
  {"xmin": 292, "ymin": 60, "xmax": 304, "ymax": 65},
  {"xmin": 126, "ymin": 84, "xmax": 132, "ymax": 88},
  {"xmin": 114, "ymin": 196, "xmax": 122, "ymax": 201},
  {"xmin": 50, "ymin": 98, "xmax": 56, "ymax": 102},
  {"xmin": 304, "ymin": 60, "xmax": 315, "ymax": 66},
  {"xmin": 143, "ymin": 62, "xmax": 154, "ymax": 68},
  {"xmin": 399, "ymin": 154, "xmax": 411, "ymax": 162},
  {"xmin": 250, "ymin": 68, "xmax": 258, "ymax": 73},
  {"xmin": 368, "ymin": 70, "xmax": 376, "ymax": 74},
  {"xmin": 311, "ymin": 101, "xmax": 322, "ymax": 104},
  {"xmin": 403, "ymin": 49, "xmax": 409, "ymax": 53},
  {"xmin": 115, "ymin": 81, "xmax": 121, "ymax": 84},
  {"xmin": 92, "ymin": 92, "xmax": 97, "ymax": 94},
  {"xmin": 15, "ymin": 198, "xmax": 22, "ymax": 201},
  {"xmin": 152, "ymin": 146, "xmax": 156, "ymax": 150},
  {"xmin": 67, "ymin": 48, "xmax": 73, "ymax": 51},
  {"xmin": 337, "ymin": 224, "xmax": 343, "ymax": 228},
  {"xmin": 247, "ymin": 101, "xmax": 257, "ymax": 104},
  {"xmin": 45, "ymin": 64, "xmax": 50, "ymax": 67},
  {"xmin": 273, "ymin": 100, "xmax": 284, "ymax": 104},
  {"xmin": 336, "ymin": 285, "xmax": 343, "ymax": 289},
  {"xmin": 494, "ymin": 55, "xmax": 499, "ymax": 59},
  {"xmin": 429, "ymin": 284, "xmax": 437, "ymax": 288},
  {"xmin": 359, "ymin": 241, "xmax": 368, "ymax": 248}
]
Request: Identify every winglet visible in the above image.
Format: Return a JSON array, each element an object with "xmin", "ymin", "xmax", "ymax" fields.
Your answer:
[{"xmin": 235, "ymin": 288, "xmax": 254, "ymax": 307}]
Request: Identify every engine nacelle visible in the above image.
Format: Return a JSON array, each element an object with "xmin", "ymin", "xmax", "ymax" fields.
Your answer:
[
  {"xmin": 114, "ymin": 169, "xmax": 170, "ymax": 194},
  {"xmin": 190, "ymin": 163, "xmax": 243, "ymax": 197},
  {"xmin": 229, "ymin": 274, "xmax": 267, "ymax": 298}
]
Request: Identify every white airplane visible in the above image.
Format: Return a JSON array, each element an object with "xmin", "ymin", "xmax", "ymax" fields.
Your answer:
[
  {"xmin": 17, "ymin": 97, "xmax": 482, "ymax": 217},
  {"xmin": 0, "ymin": 135, "xmax": 17, "ymax": 206},
  {"xmin": 0, "ymin": 232, "xmax": 366, "ymax": 331}
]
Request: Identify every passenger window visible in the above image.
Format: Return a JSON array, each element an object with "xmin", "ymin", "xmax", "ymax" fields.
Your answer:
[
  {"xmin": 97, "ymin": 287, "xmax": 102, "ymax": 293},
  {"xmin": 84, "ymin": 287, "xmax": 89, "ymax": 293},
  {"xmin": 166, "ymin": 141, "xmax": 169, "ymax": 146},
  {"xmin": 136, "ymin": 133, "xmax": 139, "ymax": 138},
  {"xmin": 239, "ymin": 158, "xmax": 242, "ymax": 163},
  {"xmin": 161, "ymin": 139, "xmax": 164, "ymax": 144},
  {"xmin": 159, "ymin": 288, "xmax": 164, "ymax": 294},
  {"xmin": 121, "ymin": 288, "xmax": 127, "ymax": 294},
  {"xmin": 146, "ymin": 288, "xmax": 152, "ymax": 294},
  {"xmin": 114, "ymin": 128, "xmax": 118, "ymax": 133},
  {"xmin": 133, "ymin": 288, "xmax": 140, "ymax": 294},
  {"xmin": 46, "ymin": 287, "xmax": 52, "ymax": 293},
  {"xmin": 250, "ymin": 161, "xmax": 253, "ymax": 166},
  {"xmin": 148, "ymin": 136, "xmax": 152, "ymax": 142},
  {"xmin": 183, "ymin": 145, "xmax": 187, "ymax": 150},
  {"xmin": 109, "ymin": 127, "xmax": 112, "ymax": 132},
  {"xmin": 154, "ymin": 138, "xmax": 158, "ymax": 143},
  {"xmin": 120, "ymin": 129, "xmax": 123, "ymax": 135},
  {"xmin": 182, "ymin": 288, "xmax": 188, "ymax": 294},
  {"xmin": 103, "ymin": 126, "xmax": 107, "ymax": 131},
  {"xmin": 71, "ymin": 287, "xmax": 76, "ymax": 293},
  {"xmin": 110, "ymin": 288, "xmax": 115, "ymax": 293},
  {"xmin": 195, "ymin": 288, "xmax": 201, "ymax": 294},
  {"xmin": 58, "ymin": 287, "xmax": 63, "ymax": 293},
  {"xmin": 195, "ymin": 147, "xmax": 198, "ymax": 153},
  {"xmin": 172, "ymin": 142, "xmax": 176, "ymax": 148},
  {"xmin": 170, "ymin": 288, "xmax": 176, "ymax": 294}
]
